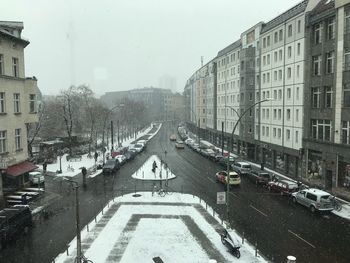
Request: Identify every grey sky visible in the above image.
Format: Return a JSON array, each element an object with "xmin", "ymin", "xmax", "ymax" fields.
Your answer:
[{"xmin": 2, "ymin": 0, "xmax": 302, "ymax": 96}]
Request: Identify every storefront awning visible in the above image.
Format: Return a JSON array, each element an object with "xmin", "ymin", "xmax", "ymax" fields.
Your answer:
[{"xmin": 5, "ymin": 161, "xmax": 38, "ymax": 177}]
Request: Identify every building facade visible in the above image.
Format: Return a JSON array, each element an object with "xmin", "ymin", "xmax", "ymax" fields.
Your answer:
[{"xmin": 0, "ymin": 21, "xmax": 39, "ymax": 206}]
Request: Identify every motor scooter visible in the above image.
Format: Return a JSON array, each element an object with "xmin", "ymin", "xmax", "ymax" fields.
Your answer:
[{"xmin": 220, "ymin": 229, "xmax": 241, "ymax": 258}]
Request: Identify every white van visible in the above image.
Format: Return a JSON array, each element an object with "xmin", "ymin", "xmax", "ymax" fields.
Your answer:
[
  {"xmin": 292, "ymin": 188, "xmax": 334, "ymax": 213},
  {"xmin": 29, "ymin": 171, "xmax": 45, "ymax": 185},
  {"xmin": 232, "ymin": 162, "xmax": 251, "ymax": 175}
]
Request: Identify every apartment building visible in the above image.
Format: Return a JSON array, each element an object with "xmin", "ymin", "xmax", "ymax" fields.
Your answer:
[
  {"xmin": 215, "ymin": 40, "xmax": 241, "ymax": 149},
  {"xmin": 0, "ymin": 21, "xmax": 39, "ymax": 206},
  {"xmin": 304, "ymin": 0, "xmax": 350, "ymax": 190}
]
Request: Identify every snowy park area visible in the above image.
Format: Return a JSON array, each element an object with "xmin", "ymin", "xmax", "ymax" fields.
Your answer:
[
  {"xmin": 131, "ymin": 154, "xmax": 176, "ymax": 181},
  {"xmin": 54, "ymin": 192, "xmax": 268, "ymax": 263}
]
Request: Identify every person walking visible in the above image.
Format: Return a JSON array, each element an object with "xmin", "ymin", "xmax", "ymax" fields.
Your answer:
[{"xmin": 43, "ymin": 160, "xmax": 47, "ymax": 175}]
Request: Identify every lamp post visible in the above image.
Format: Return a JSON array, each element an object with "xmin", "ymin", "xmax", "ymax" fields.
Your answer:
[
  {"xmin": 224, "ymin": 98, "xmax": 272, "ymax": 226},
  {"xmin": 102, "ymin": 104, "xmax": 124, "ymax": 164},
  {"xmin": 62, "ymin": 178, "xmax": 81, "ymax": 263}
]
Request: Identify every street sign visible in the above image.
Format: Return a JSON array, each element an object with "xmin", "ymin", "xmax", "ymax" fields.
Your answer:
[{"xmin": 217, "ymin": 192, "xmax": 226, "ymax": 205}]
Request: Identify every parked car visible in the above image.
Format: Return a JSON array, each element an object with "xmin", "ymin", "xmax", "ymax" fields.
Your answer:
[
  {"xmin": 133, "ymin": 143, "xmax": 144, "ymax": 153},
  {"xmin": 115, "ymin": 155, "xmax": 127, "ymax": 165},
  {"xmin": 247, "ymin": 170, "xmax": 271, "ymax": 186},
  {"xmin": 175, "ymin": 140, "xmax": 185, "ymax": 149},
  {"xmin": 232, "ymin": 162, "xmax": 251, "ymax": 175},
  {"xmin": 124, "ymin": 150, "xmax": 135, "ymax": 161},
  {"xmin": 267, "ymin": 179, "xmax": 299, "ymax": 196},
  {"xmin": 0, "ymin": 206, "xmax": 32, "ymax": 250},
  {"xmin": 169, "ymin": 134, "xmax": 177, "ymax": 141},
  {"xmin": 292, "ymin": 188, "xmax": 334, "ymax": 213},
  {"xmin": 102, "ymin": 159, "xmax": 120, "ymax": 174},
  {"xmin": 137, "ymin": 140, "xmax": 147, "ymax": 148},
  {"xmin": 201, "ymin": 148, "xmax": 216, "ymax": 159},
  {"xmin": 28, "ymin": 171, "xmax": 45, "ymax": 185},
  {"xmin": 185, "ymin": 138, "xmax": 194, "ymax": 145},
  {"xmin": 218, "ymin": 156, "xmax": 236, "ymax": 167},
  {"xmin": 215, "ymin": 171, "xmax": 241, "ymax": 186}
]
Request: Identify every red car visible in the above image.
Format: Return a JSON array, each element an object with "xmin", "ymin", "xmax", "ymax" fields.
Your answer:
[{"xmin": 267, "ymin": 179, "xmax": 299, "ymax": 196}]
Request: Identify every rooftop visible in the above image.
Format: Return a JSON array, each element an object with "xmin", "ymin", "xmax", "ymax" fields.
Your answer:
[{"xmin": 217, "ymin": 39, "xmax": 241, "ymax": 57}]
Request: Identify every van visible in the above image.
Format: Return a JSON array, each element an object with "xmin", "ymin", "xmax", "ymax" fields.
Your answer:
[
  {"xmin": 0, "ymin": 206, "xmax": 32, "ymax": 249},
  {"xmin": 232, "ymin": 162, "xmax": 251, "ymax": 175},
  {"xmin": 292, "ymin": 188, "xmax": 334, "ymax": 213}
]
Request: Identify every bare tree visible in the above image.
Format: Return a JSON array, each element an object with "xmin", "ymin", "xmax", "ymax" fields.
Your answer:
[{"xmin": 26, "ymin": 102, "xmax": 44, "ymax": 157}]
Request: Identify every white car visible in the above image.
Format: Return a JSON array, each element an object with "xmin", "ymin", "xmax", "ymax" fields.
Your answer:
[
  {"xmin": 133, "ymin": 143, "xmax": 144, "ymax": 153},
  {"xmin": 232, "ymin": 162, "xmax": 251, "ymax": 175},
  {"xmin": 115, "ymin": 155, "xmax": 127, "ymax": 165},
  {"xmin": 29, "ymin": 171, "xmax": 45, "ymax": 185},
  {"xmin": 292, "ymin": 188, "xmax": 334, "ymax": 213}
]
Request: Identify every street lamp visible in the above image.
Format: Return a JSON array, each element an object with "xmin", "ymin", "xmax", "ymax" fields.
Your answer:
[
  {"xmin": 102, "ymin": 104, "xmax": 125, "ymax": 164},
  {"xmin": 62, "ymin": 177, "xmax": 82, "ymax": 263},
  {"xmin": 225, "ymin": 98, "xmax": 272, "ymax": 226}
]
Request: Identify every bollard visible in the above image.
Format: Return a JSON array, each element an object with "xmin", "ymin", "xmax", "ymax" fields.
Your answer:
[
  {"xmin": 95, "ymin": 216, "xmax": 97, "ymax": 223},
  {"xmin": 87, "ymin": 224, "xmax": 89, "ymax": 232},
  {"xmin": 221, "ymin": 218, "xmax": 223, "ymax": 225},
  {"xmin": 206, "ymin": 203, "xmax": 208, "ymax": 210},
  {"xmin": 255, "ymin": 242, "xmax": 258, "ymax": 257},
  {"xmin": 66, "ymin": 247, "xmax": 69, "ymax": 256},
  {"xmin": 242, "ymin": 232, "xmax": 245, "ymax": 244},
  {"xmin": 108, "ymin": 201, "xmax": 110, "ymax": 208},
  {"xmin": 287, "ymin": 256, "xmax": 296, "ymax": 263},
  {"xmin": 199, "ymin": 197, "xmax": 201, "ymax": 203},
  {"xmin": 102, "ymin": 208, "xmax": 104, "ymax": 215},
  {"xmin": 213, "ymin": 210, "xmax": 215, "ymax": 217}
]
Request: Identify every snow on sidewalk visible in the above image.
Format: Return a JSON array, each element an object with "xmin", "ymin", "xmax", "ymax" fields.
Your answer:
[{"xmin": 54, "ymin": 192, "xmax": 268, "ymax": 263}]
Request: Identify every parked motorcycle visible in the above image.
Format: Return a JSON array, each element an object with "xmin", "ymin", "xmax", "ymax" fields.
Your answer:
[{"xmin": 220, "ymin": 229, "xmax": 241, "ymax": 258}]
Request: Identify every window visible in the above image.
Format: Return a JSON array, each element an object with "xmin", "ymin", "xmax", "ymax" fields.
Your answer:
[
  {"xmin": 296, "ymin": 65, "xmax": 300, "ymax": 78},
  {"xmin": 12, "ymin": 57, "xmax": 19, "ymax": 77},
  {"xmin": 13, "ymin": 93, "xmax": 20, "ymax": 113},
  {"xmin": 0, "ymin": 54, "xmax": 3, "ymax": 74},
  {"xmin": 267, "ymin": 73, "xmax": 270, "ymax": 83},
  {"xmin": 279, "ymin": 50, "xmax": 283, "ymax": 61},
  {"xmin": 266, "ymin": 127, "xmax": 269, "ymax": 136},
  {"xmin": 312, "ymin": 87, "xmax": 321, "ymax": 108},
  {"xmin": 327, "ymin": 17, "xmax": 335, "ymax": 40},
  {"xmin": 262, "ymin": 109, "xmax": 266, "ymax": 119},
  {"xmin": 29, "ymin": 94, "xmax": 36, "ymax": 113},
  {"xmin": 296, "ymin": 87, "xmax": 300, "ymax": 100},
  {"xmin": 344, "ymin": 84, "xmax": 350, "ymax": 107},
  {"xmin": 287, "ymin": 88, "xmax": 291, "ymax": 99},
  {"xmin": 267, "ymin": 54, "xmax": 270, "ymax": 65},
  {"xmin": 274, "ymin": 90, "xmax": 277, "ymax": 100},
  {"xmin": 313, "ymin": 55, "xmax": 321, "ymax": 75},
  {"xmin": 325, "ymin": 87, "xmax": 332, "ymax": 108},
  {"xmin": 266, "ymin": 109, "xmax": 270, "ymax": 119},
  {"xmin": 15, "ymin": 128, "xmax": 21, "ymax": 150},
  {"xmin": 263, "ymin": 37, "xmax": 266, "ymax": 48},
  {"xmin": 342, "ymin": 121, "xmax": 350, "ymax": 144},
  {"xmin": 274, "ymin": 51, "xmax": 278, "ymax": 62},
  {"xmin": 297, "ymin": 20, "xmax": 301, "ymax": 33},
  {"xmin": 278, "ymin": 69, "xmax": 282, "ymax": 80},
  {"xmin": 345, "ymin": 9, "xmax": 350, "ymax": 34},
  {"xmin": 286, "ymin": 129, "xmax": 291, "ymax": 140},
  {"xmin": 326, "ymin": 51, "xmax": 334, "ymax": 74},
  {"xmin": 267, "ymin": 35, "xmax": 270, "ymax": 47},
  {"xmin": 278, "ymin": 89, "xmax": 282, "ymax": 100},
  {"xmin": 288, "ymin": 46, "xmax": 292, "ymax": 58},
  {"xmin": 0, "ymin": 131, "xmax": 6, "ymax": 153},
  {"xmin": 344, "ymin": 49, "xmax": 350, "ymax": 71},
  {"xmin": 0, "ymin": 92, "xmax": 5, "ymax": 113},
  {"xmin": 249, "ymin": 92, "xmax": 253, "ymax": 101},
  {"xmin": 262, "ymin": 126, "xmax": 265, "ymax": 136},
  {"xmin": 288, "ymin": 24, "xmax": 293, "ymax": 37},
  {"xmin": 311, "ymin": 119, "xmax": 332, "ymax": 141},
  {"xmin": 287, "ymin": 67, "xmax": 292, "ymax": 79},
  {"xmin": 296, "ymin": 109, "xmax": 299, "ymax": 122},
  {"xmin": 278, "ymin": 128, "xmax": 282, "ymax": 138},
  {"xmin": 279, "ymin": 29, "xmax": 283, "ymax": 41},
  {"xmin": 273, "ymin": 128, "xmax": 277, "ymax": 137},
  {"xmin": 263, "ymin": 56, "xmax": 266, "ymax": 66},
  {"xmin": 274, "ymin": 32, "xmax": 278, "ymax": 43},
  {"xmin": 297, "ymin": 43, "xmax": 301, "ymax": 55},
  {"xmin": 287, "ymin": 109, "xmax": 291, "ymax": 120},
  {"xmin": 274, "ymin": 109, "xmax": 277, "ymax": 119},
  {"xmin": 274, "ymin": 71, "xmax": 277, "ymax": 81},
  {"xmin": 278, "ymin": 109, "xmax": 282, "ymax": 120},
  {"xmin": 296, "ymin": 131, "xmax": 299, "ymax": 143},
  {"xmin": 314, "ymin": 23, "xmax": 322, "ymax": 44}
]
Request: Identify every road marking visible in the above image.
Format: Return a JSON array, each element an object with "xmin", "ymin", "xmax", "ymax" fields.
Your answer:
[
  {"xmin": 249, "ymin": 205, "xmax": 268, "ymax": 217},
  {"xmin": 229, "ymin": 192, "xmax": 238, "ymax": 197},
  {"xmin": 207, "ymin": 178, "xmax": 215, "ymax": 183},
  {"xmin": 288, "ymin": 230, "xmax": 316, "ymax": 249}
]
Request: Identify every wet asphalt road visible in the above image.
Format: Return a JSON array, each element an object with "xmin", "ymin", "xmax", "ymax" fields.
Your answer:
[{"xmin": 1, "ymin": 122, "xmax": 350, "ymax": 263}]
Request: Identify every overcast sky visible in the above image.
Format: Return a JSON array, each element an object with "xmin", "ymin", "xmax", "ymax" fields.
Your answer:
[{"xmin": 2, "ymin": 0, "xmax": 302, "ymax": 96}]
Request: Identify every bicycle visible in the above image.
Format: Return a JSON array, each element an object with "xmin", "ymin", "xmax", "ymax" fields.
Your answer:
[
  {"xmin": 157, "ymin": 187, "xmax": 173, "ymax": 197},
  {"xmin": 67, "ymin": 164, "xmax": 75, "ymax": 172},
  {"xmin": 332, "ymin": 197, "xmax": 342, "ymax": 211}
]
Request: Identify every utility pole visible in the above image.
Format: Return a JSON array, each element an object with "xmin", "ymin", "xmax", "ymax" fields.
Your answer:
[
  {"xmin": 221, "ymin": 122, "xmax": 224, "ymax": 155},
  {"xmin": 117, "ymin": 120, "xmax": 120, "ymax": 147},
  {"xmin": 111, "ymin": 120, "xmax": 114, "ymax": 153}
]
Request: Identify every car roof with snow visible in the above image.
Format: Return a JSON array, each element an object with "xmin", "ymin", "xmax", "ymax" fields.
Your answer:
[{"xmin": 302, "ymin": 188, "xmax": 331, "ymax": 196}]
